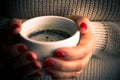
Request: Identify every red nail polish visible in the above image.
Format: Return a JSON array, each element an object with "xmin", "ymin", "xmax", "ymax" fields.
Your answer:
[
  {"xmin": 80, "ymin": 23, "xmax": 87, "ymax": 30},
  {"xmin": 54, "ymin": 51, "xmax": 65, "ymax": 58},
  {"xmin": 46, "ymin": 67, "xmax": 55, "ymax": 75},
  {"xmin": 12, "ymin": 24, "xmax": 20, "ymax": 30},
  {"xmin": 26, "ymin": 54, "xmax": 36, "ymax": 61},
  {"xmin": 17, "ymin": 45, "xmax": 27, "ymax": 53},
  {"xmin": 45, "ymin": 59, "xmax": 55, "ymax": 67}
]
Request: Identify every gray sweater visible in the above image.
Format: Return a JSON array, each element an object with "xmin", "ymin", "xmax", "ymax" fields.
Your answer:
[{"xmin": 0, "ymin": 0, "xmax": 120, "ymax": 80}]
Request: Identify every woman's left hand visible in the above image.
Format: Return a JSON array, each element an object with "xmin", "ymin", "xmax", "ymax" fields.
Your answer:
[{"xmin": 45, "ymin": 16, "xmax": 95, "ymax": 79}]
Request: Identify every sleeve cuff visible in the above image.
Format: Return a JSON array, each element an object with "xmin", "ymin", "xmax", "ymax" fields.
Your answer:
[{"xmin": 90, "ymin": 21, "xmax": 120, "ymax": 58}]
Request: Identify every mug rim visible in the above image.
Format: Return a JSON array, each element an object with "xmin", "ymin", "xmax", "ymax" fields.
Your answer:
[{"xmin": 20, "ymin": 16, "xmax": 80, "ymax": 44}]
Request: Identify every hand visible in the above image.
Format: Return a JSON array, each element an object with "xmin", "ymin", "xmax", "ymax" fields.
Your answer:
[
  {"xmin": 44, "ymin": 16, "xmax": 95, "ymax": 79},
  {"xmin": 0, "ymin": 18, "xmax": 42, "ymax": 80}
]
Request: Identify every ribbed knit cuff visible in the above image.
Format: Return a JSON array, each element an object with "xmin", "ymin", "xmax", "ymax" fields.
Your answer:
[
  {"xmin": 91, "ymin": 22, "xmax": 120, "ymax": 58},
  {"xmin": 90, "ymin": 22, "xmax": 108, "ymax": 56}
]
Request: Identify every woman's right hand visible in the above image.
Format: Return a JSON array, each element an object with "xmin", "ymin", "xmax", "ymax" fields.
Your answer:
[{"xmin": 0, "ymin": 18, "xmax": 42, "ymax": 80}]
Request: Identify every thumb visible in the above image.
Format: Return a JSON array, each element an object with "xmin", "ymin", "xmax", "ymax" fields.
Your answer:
[
  {"xmin": 68, "ymin": 16, "xmax": 92, "ymax": 38},
  {"xmin": 9, "ymin": 18, "xmax": 26, "ymax": 35},
  {"xmin": 78, "ymin": 17, "xmax": 90, "ymax": 34},
  {"xmin": 53, "ymin": 16, "xmax": 95, "ymax": 60},
  {"xmin": 77, "ymin": 17, "xmax": 93, "ymax": 46}
]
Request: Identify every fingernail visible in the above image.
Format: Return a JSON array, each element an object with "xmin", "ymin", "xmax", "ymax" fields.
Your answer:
[
  {"xmin": 80, "ymin": 23, "xmax": 87, "ymax": 30},
  {"xmin": 54, "ymin": 51, "xmax": 65, "ymax": 58},
  {"xmin": 45, "ymin": 59, "xmax": 55, "ymax": 67},
  {"xmin": 46, "ymin": 67, "xmax": 55, "ymax": 75},
  {"xmin": 12, "ymin": 24, "xmax": 20, "ymax": 30},
  {"xmin": 32, "ymin": 62, "xmax": 41, "ymax": 69},
  {"xmin": 17, "ymin": 45, "xmax": 27, "ymax": 53},
  {"xmin": 26, "ymin": 54, "xmax": 36, "ymax": 61}
]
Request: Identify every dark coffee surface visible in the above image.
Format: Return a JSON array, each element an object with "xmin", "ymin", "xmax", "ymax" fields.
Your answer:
[{"xmin": 28, "ymin": 30, "xmax": 71, "ymax": 42}]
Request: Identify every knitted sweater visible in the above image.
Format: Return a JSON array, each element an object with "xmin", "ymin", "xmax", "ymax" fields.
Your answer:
[{"xmin": 0, "ymin": 0, "xmax": 120, "ymax": 80}]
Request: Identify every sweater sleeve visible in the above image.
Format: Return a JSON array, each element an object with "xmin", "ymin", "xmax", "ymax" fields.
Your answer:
[{"xmin": 91, "ymin": 21, "xmax": 120, "ymax": 58}]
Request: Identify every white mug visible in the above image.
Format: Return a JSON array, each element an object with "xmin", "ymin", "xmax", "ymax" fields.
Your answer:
[{"xmin": 20, "ymin": 16, "xmax": 80, "ymax": 62}]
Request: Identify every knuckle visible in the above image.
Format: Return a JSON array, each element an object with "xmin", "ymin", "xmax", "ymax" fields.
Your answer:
[
  {"xmin": 80, "ymin": 48, "xmax": 88, "ymax": 59},
  {"xmin": 71, "ymin": 71, "xmax": 81, "ymax": 78},
  {"xmin": 80, "ymin": 52, "xmax": 86, "ymax": 59},
  {"xmin": 76, "ymin": 62, "xmax": 85, "ymax": 70}
]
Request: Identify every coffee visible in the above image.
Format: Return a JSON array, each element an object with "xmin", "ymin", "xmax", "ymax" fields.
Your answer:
[{"xmin": 28, "ymin": 29, "xmax": 71, "ymax": 42}]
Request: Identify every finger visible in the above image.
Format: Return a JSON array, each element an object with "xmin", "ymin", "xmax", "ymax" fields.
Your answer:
[
  {"xmin": 45, "ymin": 55, "xmax": 90, "ymax": 72},
  {"xmin": 53, "ymin": 17, "xmax": 94, "ymax": 60},
  {"xmin": 45, "ymin": 57, "xmax": 89, "ymax": 79},
  {"xmin": 53, "ymin": 47, "xmax": 87, "ymax": 60},
  {"xmin": 28, "ymin": 72, "xmax": 42, "ymax": 80},
  {"xmin": 77, "ymin": 16, "xmax": 91, "ymax": 34},
  {"xmin": 9, "ymin": 18, "xmax": 26, "ymax": 35},
  {"xmin": 69, "ymin": 16, "xmax": 93, "ymax": 44},
  {"xmin": 77, "ymin": 17, "xmax": 94, "ymax": 46},
  {"xmin": 11, "ymin": 51, "xmax": 38, "ymax": 70},
  {"xmin": 45, "ymin": 59, "xmax": 81, "ymax": 72},
  {"xmin": 47, "ymin": 67, "xmax": 82, "ymax": 79},
  {"xmin": 16, "ymin": 61, "xmax": 42, "ymax": 76},
  {"xmin": 0, "ymin": 19, "xmax": 25, "ymax": 45},
  {"xmin": 0, "ymin": 43, "xmax": 27, "ymax": 60},
  {"xmin": 54, "ymin": 70, "xmax": 82, "ymax": 79}
]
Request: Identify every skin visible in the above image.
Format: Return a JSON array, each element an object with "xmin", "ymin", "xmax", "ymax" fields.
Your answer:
[{"xmin": 0, "ymin": 16, "xmax": 95, "ymax": 80}]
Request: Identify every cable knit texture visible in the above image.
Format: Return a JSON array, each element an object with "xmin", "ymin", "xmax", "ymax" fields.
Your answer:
[
  {"xmin": 0, "ymin": 0, "xmax": 120, "ymax": 80},
  {"xmin": 2, "ymin": 0, "xmax": 120, "ymax": 21}
]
